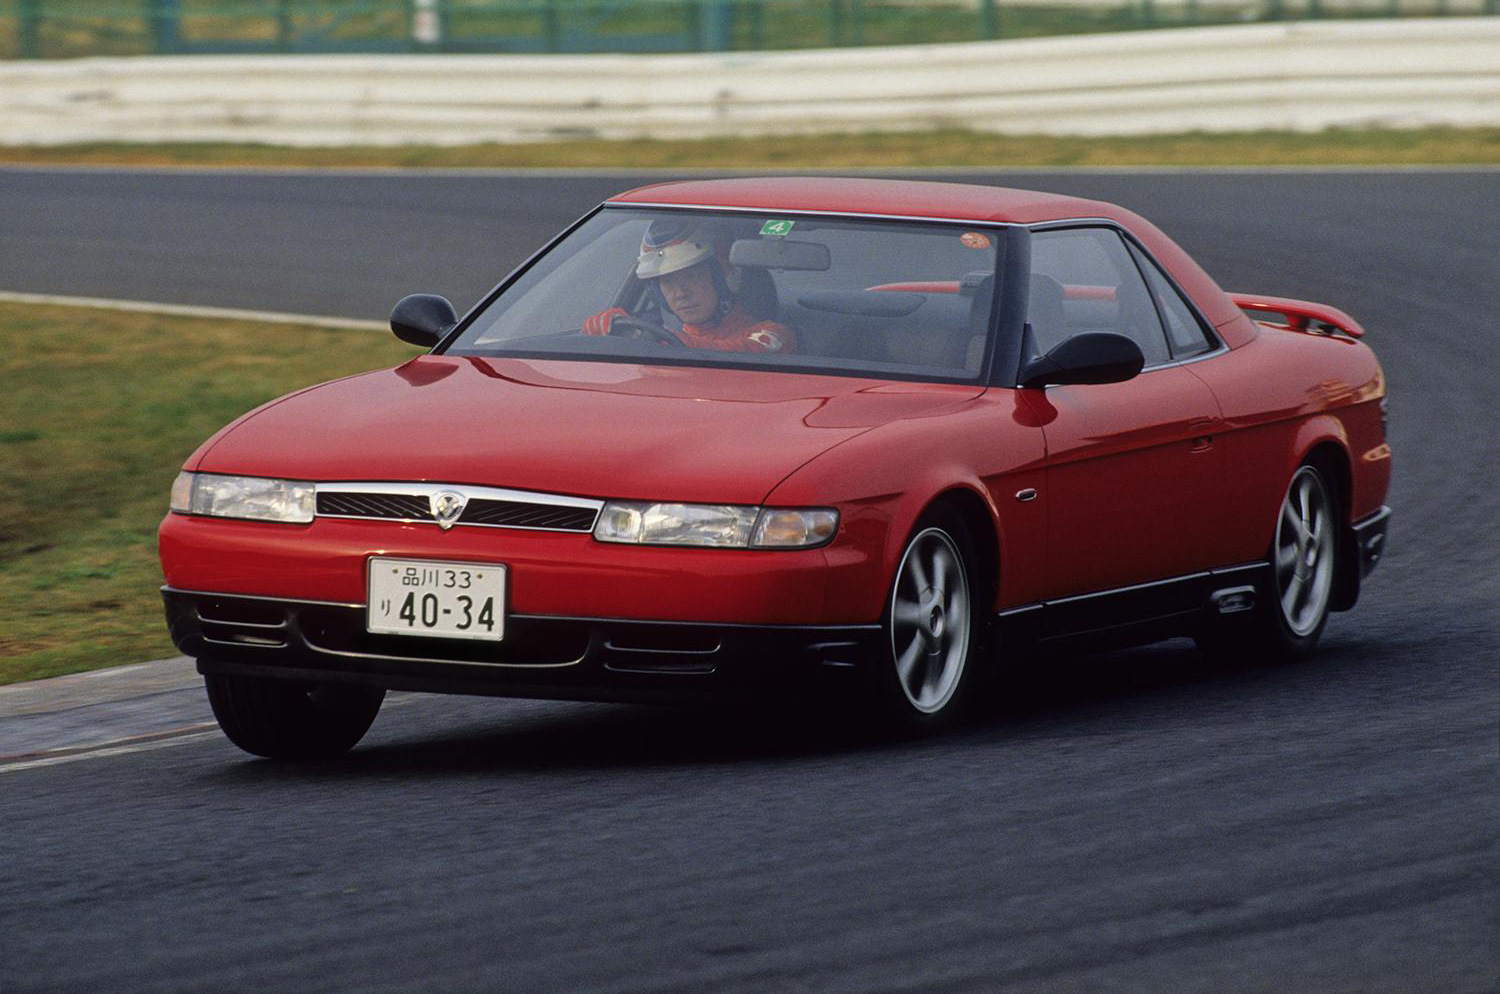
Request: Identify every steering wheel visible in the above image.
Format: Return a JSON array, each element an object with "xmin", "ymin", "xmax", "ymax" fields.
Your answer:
[{"xmin": 606, "ymin": 315, "xmax": 685, "ymax": 347}]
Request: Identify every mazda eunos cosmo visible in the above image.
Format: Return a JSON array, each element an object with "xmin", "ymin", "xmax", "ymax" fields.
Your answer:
[{"xmin": 159, "ymin": 178, "xmax": 1392, "ymax": 758}]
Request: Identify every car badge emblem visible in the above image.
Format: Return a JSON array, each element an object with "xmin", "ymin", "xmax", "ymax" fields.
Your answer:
[{"xmin": 430, "ymin": 491, "xmax": 467, "ymax": 531}]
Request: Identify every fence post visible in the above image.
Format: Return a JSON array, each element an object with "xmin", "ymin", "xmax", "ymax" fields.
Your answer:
[
  {"xmin": 700, "ymin": 0, "xmax": 730, "ymax": 50},
  {"xmin": 277, "ymin": 0, "xmax": 294, "ymax": 51},
  {"xmin": 18, "ymin": 0, "xmax": 41, "ymax": 57},
  {"xmin": 148, "ymin": 0, "xmax": 180, "ymax": 53},
  {"xmin": 543, "ymin": 0, "xmax": 560, "ymax": 52},
  {"xmin": 979, "ymin": 0, "xmax": 998, "ymax": 39}
]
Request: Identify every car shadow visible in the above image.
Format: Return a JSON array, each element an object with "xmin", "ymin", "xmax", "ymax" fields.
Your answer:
[{"xmin": 198, "ymin": 633, "xmax": 1383, "ymax": 784}]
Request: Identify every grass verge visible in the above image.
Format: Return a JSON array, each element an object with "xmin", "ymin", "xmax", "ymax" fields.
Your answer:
[
  {"xmin": 1, "ymin": 127, "xmax": 1498, "ymax": 170},
  {"xmin": 0, "ymin": 302, "xmax": 415, "ymax": 685}
]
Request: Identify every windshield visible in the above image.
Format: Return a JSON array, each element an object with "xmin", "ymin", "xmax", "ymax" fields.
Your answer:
[{"xmin": 445, "ymin": 207, "xmax": 1004, "ymax": 383}]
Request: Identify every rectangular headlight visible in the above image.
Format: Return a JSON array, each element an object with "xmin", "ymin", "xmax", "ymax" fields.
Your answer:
[
  {"xmin": 594, "ymin": 501, "xmax": 758, "ymax": 547},
  {"xmin": 594, "ymin": 501, "xmax": 837, "ymax": 549},
  {"xmin": 169, "ymin": 471, "xmax": 315, "ymax": 524}
]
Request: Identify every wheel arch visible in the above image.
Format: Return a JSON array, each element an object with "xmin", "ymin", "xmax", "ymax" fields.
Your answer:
[
  {"xmin": 924, "ymin": 486, "xmax": 1002, "ymax": 618},
  {"xmin": 1302, "ymin": 440, "xmax": 1360, "ymax": 612},
  {"xmin": 1289, "ymin": 425, "xmax": 1359, "ymax": 612}
]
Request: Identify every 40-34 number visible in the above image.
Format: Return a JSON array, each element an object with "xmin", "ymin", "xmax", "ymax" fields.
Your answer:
[{"xmin": 397, "ymin": 592, "xmax": 495, "ymax": 632}]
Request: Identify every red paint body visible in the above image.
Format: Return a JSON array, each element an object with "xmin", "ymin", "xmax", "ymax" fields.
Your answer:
[{"xmin": 159, "ymin": 179, "xmax": 1390, "ymax": 632}]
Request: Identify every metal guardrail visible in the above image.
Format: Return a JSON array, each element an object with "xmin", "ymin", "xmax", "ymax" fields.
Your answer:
[
  {"xmin": 4, "ymin": 18, "xmax": 1498, "ymax": 144},
  {"xmin": 1, "ymin": 0, "xmax": 1495, "ymax": 59}
]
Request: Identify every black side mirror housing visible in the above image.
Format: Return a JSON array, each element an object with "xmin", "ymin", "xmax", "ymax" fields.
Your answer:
[
  {"xmin": 390, "ymin": 294, "xmax": 458, "ymax": 348},
  {"xmin": 1020, "ymin": 331, "xmax": 1145, "ymax": 388}
]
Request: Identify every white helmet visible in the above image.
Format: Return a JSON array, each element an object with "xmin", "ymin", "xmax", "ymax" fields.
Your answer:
[{"xmin": 635, "ymin": 219, "xmax": 718, "ymax": 281}]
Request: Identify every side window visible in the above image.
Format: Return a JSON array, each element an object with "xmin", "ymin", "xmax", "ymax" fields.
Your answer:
[
  {"xmin": 1128, "ymin": 242, "xmax": 1216, "ymax": 360},
  {"xmin": 1029, "ymin": 228, "xmax": 1171, "ymax": 367}
]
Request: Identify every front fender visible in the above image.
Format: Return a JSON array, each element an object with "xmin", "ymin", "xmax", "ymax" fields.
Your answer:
[{"xmin": 765, "ymin": 389, "xmax": 1047, "ymax": 621}]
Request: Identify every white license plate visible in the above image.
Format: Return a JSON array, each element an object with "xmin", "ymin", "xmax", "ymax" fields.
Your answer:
[{"xmin": 367, "ymin": 557, "xmax": 506, "ymax": 641}]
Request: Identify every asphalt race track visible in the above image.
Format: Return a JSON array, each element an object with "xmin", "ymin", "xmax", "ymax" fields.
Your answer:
[{"xmin": 2, "ymin": 168, "xmax": 1497, "ymax": 993}]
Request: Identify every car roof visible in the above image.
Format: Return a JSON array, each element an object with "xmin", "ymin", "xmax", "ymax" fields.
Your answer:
[
  {"xmin": 609, "ymin": 177, "xmax": 1248, "ymax": 335},
  {"xmin": 608, "ymin": 177, "xmax": 1128, "ymax": 225}
]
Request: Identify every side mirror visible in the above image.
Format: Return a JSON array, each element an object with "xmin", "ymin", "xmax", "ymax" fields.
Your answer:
[
  {"xmin": 1020, "ymin": 331, "xmax": 1144, "ymax": 388},
  {"xmin": 390, "ymin": 294, "xmax": 458, "ymax": 347}
]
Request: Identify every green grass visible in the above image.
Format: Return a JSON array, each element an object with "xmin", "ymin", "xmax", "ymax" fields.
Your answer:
[
  {"xmin": 2, "ymin": 127, "xmax": 1499, "ymax": 170},
  {"xmin": 0, "ymin": 302, "xmax": 415, "ymax": 685}
]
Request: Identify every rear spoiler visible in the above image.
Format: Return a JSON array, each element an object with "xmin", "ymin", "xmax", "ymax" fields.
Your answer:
[{"xmin": 1229, "ymin": 293, "xmax": 1365, "ymax": 339}]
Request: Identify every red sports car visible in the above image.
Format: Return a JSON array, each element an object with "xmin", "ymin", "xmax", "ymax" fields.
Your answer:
[{"xmin": 158, "ymin": 178, "xmax": 1391, "ymax": 758}]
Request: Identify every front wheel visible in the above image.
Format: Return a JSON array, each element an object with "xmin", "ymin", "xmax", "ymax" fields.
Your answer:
[
  {"xmin": 873, "ymin": 508, "xmax": 980, "ymax": 730},
  {"xmin": 204, "ymin": 671, "xmax": 385, "ymax": 759}
]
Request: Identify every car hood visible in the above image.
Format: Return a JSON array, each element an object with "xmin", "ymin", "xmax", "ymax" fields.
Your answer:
[{"xmin": 195, "ymin": 356, "xmax": 987, "ymax": 504}]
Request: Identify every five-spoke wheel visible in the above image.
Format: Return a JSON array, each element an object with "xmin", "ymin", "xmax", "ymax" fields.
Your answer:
[
  {"xmin": 1275, "ymin": 465, "xmax": 1337, "ymax": 638},
  {"xmin": 876, "ymin": 508, "xmax": 979, "ymax": 726}
]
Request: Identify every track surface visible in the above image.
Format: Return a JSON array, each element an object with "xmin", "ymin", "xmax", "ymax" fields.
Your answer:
[{"xmin": 2, "ymin": 169, "xmax": 1497, "ymax": 993}]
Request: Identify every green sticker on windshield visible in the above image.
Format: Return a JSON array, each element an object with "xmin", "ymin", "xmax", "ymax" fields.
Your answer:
[{"xmin": 760, "ymin": 219, "xmax": 795, "ymax": 237}]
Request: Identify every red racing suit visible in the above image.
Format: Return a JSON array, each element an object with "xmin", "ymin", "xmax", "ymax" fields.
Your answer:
[{"xmin": 584, "ymin": 306, "xmax": 797, "ymax": 354}]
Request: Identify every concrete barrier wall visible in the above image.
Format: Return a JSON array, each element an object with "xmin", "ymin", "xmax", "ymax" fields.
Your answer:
[{"xmin": 2, "ymin": 18, "xmax": 1497, "ymax": 145}]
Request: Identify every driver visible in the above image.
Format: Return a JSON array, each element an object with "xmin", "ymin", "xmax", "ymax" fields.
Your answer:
[{"xmin": 583, "ymin": 219, "xmax": 797, "ymax": 353}]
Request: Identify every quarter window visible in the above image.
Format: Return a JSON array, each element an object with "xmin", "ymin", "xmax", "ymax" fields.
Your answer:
[
  {"xmin": 1128, "ymin": 242, "xmax": 1216, "ymax": 360},
  {"xmin": 1028, "ymin": 228, "xmax": 1172, "ymax": 368}
]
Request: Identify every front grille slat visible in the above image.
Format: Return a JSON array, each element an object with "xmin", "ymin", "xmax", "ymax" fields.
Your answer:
[
  {"xmin": 318, "ymin": 492, "xmax": 432, "ymax": 520},
  {"xmin": 460, "ymin": 499, "xmax": 597, "ymax": 531},
  {"xmin": 316, "ymin": 487, "xmax": 597, "ymax": 532}
]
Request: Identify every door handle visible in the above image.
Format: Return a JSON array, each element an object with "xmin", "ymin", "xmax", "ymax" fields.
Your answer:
[{"xmin": 1190, "ymin": 435, "xmax": 1213, "ymax": 453}]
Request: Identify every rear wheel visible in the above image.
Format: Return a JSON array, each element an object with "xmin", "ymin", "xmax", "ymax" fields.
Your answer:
[
  {"xmin": 1199, "ymin": 462, "xmax": 1339, "ymax": 664},
  {"xmin": 873, "ymin": 508, "xmax": 980, "ymax": 730},
  {"xmin": 204, "ymin": 671, "xmax": 385, "ymax": 759}
]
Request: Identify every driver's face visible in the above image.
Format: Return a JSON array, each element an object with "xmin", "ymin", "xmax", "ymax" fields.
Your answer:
[{"xmin": 657, "ymin": 262, "xmax": 720, "ymax": 326}]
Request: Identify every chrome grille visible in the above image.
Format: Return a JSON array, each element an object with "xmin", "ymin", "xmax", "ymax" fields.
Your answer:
[{"xmin": 315, "ymin": 482, "xmax": 601, "ymax": 533}]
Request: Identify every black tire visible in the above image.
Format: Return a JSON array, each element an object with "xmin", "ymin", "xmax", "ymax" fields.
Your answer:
[
  {"xmin": 1198, "ymin": 462, "xmax": 1340, "ymax": 665},
  {"xmin": 869, "ymin": 505, "xmax": 982, "ymax": 732},
  {"xmin": 204, "ymin": 671, "xmax": 385, "ymax": 759}
]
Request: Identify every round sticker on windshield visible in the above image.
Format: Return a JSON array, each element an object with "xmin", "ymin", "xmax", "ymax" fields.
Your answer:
[{"xmin": 960, "ymin": 231, "xmax": 991, "ymax": 250}]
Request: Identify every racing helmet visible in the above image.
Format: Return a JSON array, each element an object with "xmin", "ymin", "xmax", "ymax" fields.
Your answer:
[{"xmin": 635, "ymin": 218, "xmax": 719, "ymax": 280}]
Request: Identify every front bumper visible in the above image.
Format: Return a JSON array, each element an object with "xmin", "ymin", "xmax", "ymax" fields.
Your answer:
[{"xmin": 163, "ymin": 587, "xmax": 881, "ymax": 704}]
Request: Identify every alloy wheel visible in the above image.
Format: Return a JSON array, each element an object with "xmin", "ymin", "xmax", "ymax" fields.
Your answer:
[
  {"xmin": 1274, "ymin": 466, "xmax": 1336, "ymax": 638},
  {"xmin": 889, "ymin": 527, "xmax": 972, "ymax": 714}
]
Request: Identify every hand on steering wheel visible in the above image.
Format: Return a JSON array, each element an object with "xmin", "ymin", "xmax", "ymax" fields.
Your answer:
[{"xmin": 605, "ymin": 315, "xmax": 685, "ymax": 347}]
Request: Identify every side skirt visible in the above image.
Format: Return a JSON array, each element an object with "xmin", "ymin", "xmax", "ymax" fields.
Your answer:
[{"xmin": 994, "ymin": 562, "xmax": 1271, "ymax": 654}]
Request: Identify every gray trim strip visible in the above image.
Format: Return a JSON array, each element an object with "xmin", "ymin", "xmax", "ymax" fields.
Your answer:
[
  {"xmin": 993, "ymin": 561, "xmax": 1269, "ymax": 617},
  {"xmin": 604, "ymin": 201, "xmax": 1015, "ymax": 228},
  {"xmin": 163, "ymin": 585, "xmax": 366, "ymax": 609}
]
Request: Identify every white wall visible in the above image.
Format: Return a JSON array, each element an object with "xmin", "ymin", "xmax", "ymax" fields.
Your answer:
[{"xmin": 2, "ymin": 18, "xmax": 1497, "ymax": 145}]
